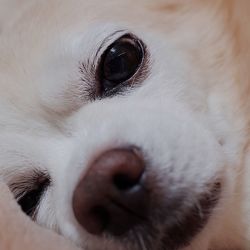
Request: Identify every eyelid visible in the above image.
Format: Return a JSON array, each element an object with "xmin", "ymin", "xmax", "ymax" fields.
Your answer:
[
  {"xmin": 93, "ymin": 29, "xmax": 128, "ymax": 64},
  {"xmin": 9, "ymin": 170, "xmax": 50, "ymax": 199}
]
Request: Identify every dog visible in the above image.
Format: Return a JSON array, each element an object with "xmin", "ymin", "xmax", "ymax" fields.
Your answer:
[{"xmin": 0, "ymin": 0, "xmax": 250, "ymax": 249}]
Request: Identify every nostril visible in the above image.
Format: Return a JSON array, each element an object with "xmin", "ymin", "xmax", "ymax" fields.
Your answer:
[{"xmin": 113, "ymin": 173, "xmax": 142, "ymax": 191}]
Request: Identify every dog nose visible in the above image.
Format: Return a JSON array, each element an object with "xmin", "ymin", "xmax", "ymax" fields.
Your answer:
[{"xmin": 72, "ymin": 147, "xmax": 148, "ymax": 236}]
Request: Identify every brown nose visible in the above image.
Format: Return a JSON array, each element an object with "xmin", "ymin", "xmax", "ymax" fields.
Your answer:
[{"xmin": 72, "ymin": 147, "xmax": 148, "ymax": 236}]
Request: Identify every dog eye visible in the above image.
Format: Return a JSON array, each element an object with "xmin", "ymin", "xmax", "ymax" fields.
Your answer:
[
  {"xmin": 99, "ymin": 35, "xmax": 144, "ymax": 96},
  {"xmin": 18, "ymin": 188, "xmax": 44, "ymax": 216},
  {"xmin": 13, "ymin": 174, "xmax": 50, "ymax": 217}
]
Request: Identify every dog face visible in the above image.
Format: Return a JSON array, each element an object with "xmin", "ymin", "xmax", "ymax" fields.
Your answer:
[{"xmin": 0, "ymin": 0, "xmax": 249, "ymax": 249}]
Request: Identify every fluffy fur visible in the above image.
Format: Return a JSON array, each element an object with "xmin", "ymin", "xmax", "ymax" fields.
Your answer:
[{"xmin": 0, "ymin": 0, "xmax": 250, "ymax": 249}]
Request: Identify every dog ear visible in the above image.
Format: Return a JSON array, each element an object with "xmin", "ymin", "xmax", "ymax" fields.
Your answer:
[{"xmin": 0, "ymin": 181, "xmax": 80, "ymax": 250}]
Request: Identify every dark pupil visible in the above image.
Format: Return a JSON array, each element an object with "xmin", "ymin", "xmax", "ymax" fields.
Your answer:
[
  {"xmin": 19, "ymin": 188, "xmax": 43, "ymax": 216},
  {"xmin": 102, "ymin": 37, "xmax": 143, "ymax": 85},
  {"xmin": 17, "ymin": 176, "xmax": 50, "ymax": 217}
]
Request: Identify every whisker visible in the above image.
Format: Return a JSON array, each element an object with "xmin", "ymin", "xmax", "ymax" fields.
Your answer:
[{"xmin": 135, "ymin": 231, "xmax": 148, "ymax": 250}]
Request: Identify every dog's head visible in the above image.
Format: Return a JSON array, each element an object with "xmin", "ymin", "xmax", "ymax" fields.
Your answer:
[{"xmin": 0, "ymin": 0, "xmax": 249, "ymax": 249}]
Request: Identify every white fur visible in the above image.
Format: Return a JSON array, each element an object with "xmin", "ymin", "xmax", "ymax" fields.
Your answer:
[{"xmin": 0, "ymin": 0, "xmax": 250, "ymax": 249}]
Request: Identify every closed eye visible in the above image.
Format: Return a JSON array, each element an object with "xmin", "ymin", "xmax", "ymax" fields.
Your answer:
[{"xmin": 9, "ymin": 170, "xmax": 50, "ymax": 218}]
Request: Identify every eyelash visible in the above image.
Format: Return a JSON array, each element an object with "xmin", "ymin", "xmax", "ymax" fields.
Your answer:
[
  {"xmin": 79, "ymin": 60, "xmax": 99, "ymax": 101},
  {"xmin": 10, "ymin": 171, "xmax": 50, "ymax": 218}
]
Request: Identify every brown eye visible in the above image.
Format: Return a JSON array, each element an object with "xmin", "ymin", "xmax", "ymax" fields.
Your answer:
[{"xmin": 99, "ymin": 35, "xmax": 144, "ymax": 95}]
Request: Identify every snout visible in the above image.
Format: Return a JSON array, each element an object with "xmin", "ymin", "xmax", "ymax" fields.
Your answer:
[
  {"xmin": 73, "ymin": 147, "xmax": 149, "ymax": 236},
  {"xmin": 72, "ymin": 146, "xmax": 221, "ymax": 249},
  {"xmin": 66, "ymin": 100, "xmax": 224, "ymax": 249}
]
